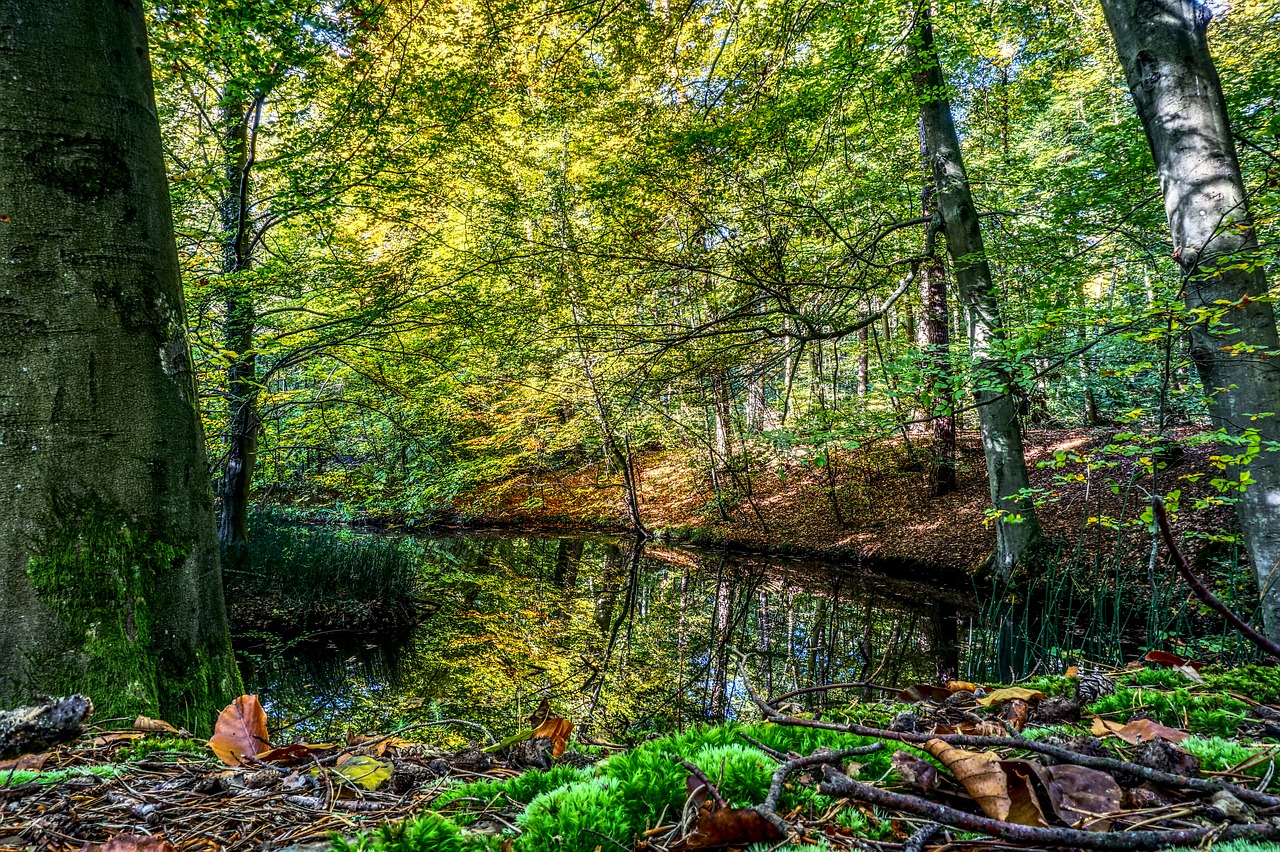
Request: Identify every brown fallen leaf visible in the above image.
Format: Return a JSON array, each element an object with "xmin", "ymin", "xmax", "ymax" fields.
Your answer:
[
  {"xmin": 208, "ymin": 695, "xmax": 270, "ymax": 767},
  {"xmin": 527, "ymin": 697, "xmax": 552, "ymax": 728},
  {"xmin": 1036, "ymin": 764, "xmax": 1123, "ymax": 831},
  {"xmin": 1000, "ymin": 761, "xmax": 1050, "ymax": 828},
  {"xmin": 1144, "ymin": 650, "xmax": 1205, "ymax": 671},
  {"xmin": 83, "ymin": 835, "xmax": 176, "ymax": 852},
  {"xmin": 1090, "ymin": 717, "xmax": 1189, "ymax": 744},
  {"xmin": 133, "ymin": 716, "xmax": 182, "ymax": 736},
  {"xmin": 1065, "ymin": 666, "xmax": 1080, "ymax": 678},
  {"xmin": 900, "ymin": 684, "xmax": 951, "ymax": 703},
  {"xmin": 924, "ymin": 740, "xmax": 1049, "ymax": 827},
  {"xmin": 530, "ymin": 717, "xmax": 574, "ymax": 759},
  {"xmin": 254, "ymin": 743, "xmax": 336, "ymax": 766},
  {"xmin": 0, "ymin": 752, "xmax": 48, "ymax": 771},
  {"xmin": 933, "ymin": 720, "xmax": 1008, "ymax": 737},
  {"xmin": 976, "ymin": 687, "xmax": 1046, "ymax": 707},
  {"xmin": 892, "ymin": 750, "xmax": 939, "ymax": 794},
  {"xmin": 676, "ymin": 806, "xmax": 785, "ymax": 849},
  {"xmin": 1002, "ymin": 699, "xmax": 1031, "ymax": 732}
]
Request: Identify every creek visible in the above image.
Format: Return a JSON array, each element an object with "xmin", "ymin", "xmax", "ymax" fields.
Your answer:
[{"xmin": 236, "ymin": 530, "xmax": 974, "ymax": 743}]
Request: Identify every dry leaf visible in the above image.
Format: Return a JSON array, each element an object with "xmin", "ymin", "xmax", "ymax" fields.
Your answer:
[
  {"xmin": 933, "ymin": 720, "xmax": 1008, "ymax": 737},
  {"xmin": 208, "ymin": 695, "xmax": 270, "ymax": 767},
  {"xmin": 1065, "ymin": 666, "xmax": 1079, "ymax": 678},
  {"xmin": 946, "ymin": 681, "xmax": 980, "ymax": 693},
  {"xmin": 527, "ymin": 697, "xmax": 552, "ymax": 728},
  {"xmin": 1090, "ymin": 717, "xmax": 1188, "ymax": 744},
  {"xmin": 677, "ymin": 806, "xmax": 785, "ymax": 849},
  {"xmin": 900, "ymin": 684, "xmax": 951, "ymax": 703},
  {"xmin": 83, "ymin": 835, "xmax": 176, "ymax": 852},
  {"xmin": 1037, "ymin": 764, "xmax": 1123, "ymax": 831},
  {"xmin": 1002, "ymin": 699, "xmax": 1031, "ymax": 732},
  {"xmin": 924, "ymin": 740, "xmax": 1048, "ymax": 827},
  {"xmin": 1144, "ymin": 650, "xmax": 1205, "ymax": 671},
  {"xmin": 92, "ymin": 731, "xmax": 145, "ymax": 747},
  {"xmin": 254, "ymin": 743, "xmax": 334, "ymax": 766},
  {"xmin": 892, "ymin": 750, "xmax": 939, "ymax": 793},
  {"xmin": 132, "ymin": 716, "xmax": 180, "ymax": 735},
  {"xmin": 0, "ymin": 752, "xmax": 48, "ymax": 771},
  {"xmin": 976, "ymin": 687, "xmax": 1046, "ymax": 707},
  {"xmin": 1001, "ymin": 761, "xmax": 1050, "ymax": 828},
  {"xmin": 530, "ymin": 717, "xmax": 574, "ymax": 759}
]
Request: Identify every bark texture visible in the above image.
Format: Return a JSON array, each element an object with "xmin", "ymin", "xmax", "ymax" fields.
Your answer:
[
  {"xmin": 910, "ymin": 3, "xmax": 1041, "ymax": 572},
  {"xmin": 0, "ymin": 0, "xmax": 241, "ymax": 728},
  {"xmin": 0, "ymin": 695, "xmax": 92, "ymax": 759},
  {"xmin": 1102, "ymin": 0, "xmax": 1280, "ymax": 637}
]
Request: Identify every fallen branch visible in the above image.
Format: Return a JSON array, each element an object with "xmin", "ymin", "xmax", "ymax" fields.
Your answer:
[
  {"xmin": 1153, "ymin": 496, "xmax": 1280, "ymax": 660},
  {"xmin": 671, "ymin": 755, "xmax": 729, "ymax": 809},
  {"xmin": 0, "ymin": 695, "xmax": 92, "ymax": 759},
  {"xmin": 728, "ymin": 647, "xmax": 1280, "ymax": 808},
  {"xmin": 754, "ymin": 743, "xmax": 886, "ymax": 835},
  {"xmin": 766, "ymin": 681, "xmax": 902, "ymax": 707},
  {"xmin": 819, "ymin": 765, "xmax": 1278, "ymax": 849}
]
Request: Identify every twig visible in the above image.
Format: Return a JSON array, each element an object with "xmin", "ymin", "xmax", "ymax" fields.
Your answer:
[
  {"xmin": 671, "ymin": 755, "xmax": 729, "ymax": 809},
  {"xmin": 753, "ymin": 744, "xmax": 886, "ymax": 835},
  {"xmin": 1153, "ymin": 497, "xmax": 1280, "ymax": 660},
  {"xmin": 737, "ymin": 732, "xmax": 788, "ymax": 761},
  {"xmin": 819, "ymin": 766, "xmax": 1280, "ymax": 849},
  {"xmin": 903, "ymin": 823, "xmax": 941, "ymax": 852},
  {"xmin": 766, "ymin": 682, "xmax": 903, "ymax": 707}
]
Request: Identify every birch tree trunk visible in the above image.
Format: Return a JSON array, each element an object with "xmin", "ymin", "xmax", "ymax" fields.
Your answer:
[
  {"xmin": 1102, "ymin": 0, "xmax": 1280, "ymax": 637},
  {"xmin": 0, "ymin": 0, "xmax": 241, "ymax": 727},
  {"xmin": 910, "ymin": 1, "xmax": 1041, "ymax": 574}
]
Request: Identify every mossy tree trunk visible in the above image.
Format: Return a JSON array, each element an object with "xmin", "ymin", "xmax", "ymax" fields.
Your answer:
[{"xmin": 0, "ymin": 0, "xmax": 242, "ymax": 730}]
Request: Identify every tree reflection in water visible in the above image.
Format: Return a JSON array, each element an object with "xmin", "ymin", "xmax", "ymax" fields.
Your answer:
[{"xmin": 238, "ymin": 532, "xmax": 972, "ymax": 743}]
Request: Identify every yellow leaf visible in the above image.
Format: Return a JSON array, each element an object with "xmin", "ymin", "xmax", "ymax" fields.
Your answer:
[
  {"xmin": 976, "ymin": 687, "xmax": 1046, "ymax": 707},
  {"xmin": 326, "ymin": 755, "xmax": 393, "ymax": 790}
]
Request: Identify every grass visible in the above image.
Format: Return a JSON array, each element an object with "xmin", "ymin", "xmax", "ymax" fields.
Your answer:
[{"xmin": 224, "ymin": 514, "xmax": 422, "ymax": 635}]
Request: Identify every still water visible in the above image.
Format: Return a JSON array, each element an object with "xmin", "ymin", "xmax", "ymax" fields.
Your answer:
[{"xmin": 237, "ymin": 532, "xmax": 973, "ymax": 744}]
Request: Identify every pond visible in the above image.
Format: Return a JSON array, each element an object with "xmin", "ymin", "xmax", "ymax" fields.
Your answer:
[{"xmin": 235, "ymin": 531, "xmax": 976, "ymax": 745}]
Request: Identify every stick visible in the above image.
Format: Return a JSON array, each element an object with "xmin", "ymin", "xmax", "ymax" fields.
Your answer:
[
  {"xmin": 671, "ymin": 755, "xmax": 729, "ymax": 809},
  {"xmin": 1152, "ymin": 496, "xmax": 1280, "ymax": 660},
  {"xmin": 819, "ymin": 766, "xmax": 1278, "ymax": 850},
  {"xmin": 766, "ymin": 682, "xmax": 903, "ymax": 707}
]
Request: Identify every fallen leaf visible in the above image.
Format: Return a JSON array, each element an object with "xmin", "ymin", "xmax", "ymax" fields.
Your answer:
[
  {"xmin": 83, "ymin": 835, "xmax": 175, "ymax": 852},
  {"xmin": 900, "ymin": 684, "xmax": 951, "ymax": 703},
  {"xmin": 527, "ymin": 697, "xmax": 552, "ymax": 727},
  {"xmin": 0, "ymin": 752, "xmax": 48, "ymax": 771},
  {"xmin": 255, "ymin": 743, "xmax": 332, "ymax": 766},
  {"xmin": 976, "ymin": 687, "xmax": 1046, "ymax": 707},
  {"xmin": 1144, "ymin": 650, "xmax": 1205, "ymax": 671},
  {"xmin": 133, "ymin": 716, "xmax": 180, "ymax": 735},
  {"xmin": 326, "ymin": 755, "xmax": 393, "ymax": 790},
  {"xmin": 92, "ymin": 731, "xmax": 145, "ymax": 747},
  {"xmin": 892, "ymin": 750, "xmax": 939, "ymax": 793},
  {"xmin": 946, "ymin": 681, "xmax": 980, "ymax": 693},
  {"xmin": 677, "ymin": 806, "xmax": 785, "ymax": 849},
  {"xmin": 1037, "ymin": 764, "xmax": 1123, "ymax": 831},
  {"xmin": 530, "ymin": 717, "xmax": 574, "ymax": 759},
  {"xmin": 1065, "ymin": 666, "xmax": 1080, "ymax": 678},
  {"xmin": 208, "ymin": 695, "xmax": 270, "ymax": 767},
  {"xmin": 933, "ymin": 720, "xmax": 1008, "ymax": 737},
  {"xmin": 1000, "ymin": 761, "xmax": 1050, "ymax": 828},
  {"xmin": 1002, "ymin": 699, "xmax": 1031, "ymax": 732},
  {"xmin": 1090, "ymin": 717, "xmax": 1188, "ymax": 744},
  {"xmin": 924, "ymin": 740, "xmax": 1048, "ymax": 827}
]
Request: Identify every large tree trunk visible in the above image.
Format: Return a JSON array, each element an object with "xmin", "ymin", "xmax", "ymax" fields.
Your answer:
[
  {"xmin": 216, "ymin": 99, "xmax": 259, "ymax": 556},
  {"xmin": 910, "ymin": 2, "xmax": 1041, "ymax": 574},
  {"xmin": 0, "ymin": 0, "xmax": 241, "ymax": 729},
  {"xmin": 1102, "ymin": 0, "xmax": 1280, "ymax": 638}
]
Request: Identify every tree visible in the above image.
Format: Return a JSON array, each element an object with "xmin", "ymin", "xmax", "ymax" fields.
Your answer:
[
  {"xmin": 1102, "ymin": 0, "xmax": 1280, "ymax": 638},
  {"xmin": 0, "ymin": 0, "xmax": 241, "ymax": 727},
  {"xmin": 909, "ymin": 0, "xmax": 1042, "ymax": 574}
]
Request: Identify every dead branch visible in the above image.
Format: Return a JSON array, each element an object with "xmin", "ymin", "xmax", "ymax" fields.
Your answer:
[
  {"xmin": 0, "ymin": 695, "xmax": 92, "ymax": 759},
  {"xmin": 1153, "ymin": 496, "xmax": 1280, "ymax": 660},
  {"xmin": 671, "ymin": 754, "xmax": 729, "ymax": 809},
  {"xmin": 819, "ymin": 765, "xmax": 1280, "ymax": 849}
]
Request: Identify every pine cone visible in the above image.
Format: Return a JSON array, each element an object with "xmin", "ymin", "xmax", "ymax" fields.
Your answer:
[{"xmin": 1075, "ymin": 672, "xmax": 1115, "ymax": 704}]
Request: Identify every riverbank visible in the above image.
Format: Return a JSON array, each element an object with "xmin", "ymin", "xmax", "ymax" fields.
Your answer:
[{"xmin": 456, "ymin": 428, "xmax": 1236, "ymax": 573}]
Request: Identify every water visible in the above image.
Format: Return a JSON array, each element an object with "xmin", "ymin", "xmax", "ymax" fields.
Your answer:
[{"xmin": 236, "ymin": 531, "xmax": 974, "ymax": 744}]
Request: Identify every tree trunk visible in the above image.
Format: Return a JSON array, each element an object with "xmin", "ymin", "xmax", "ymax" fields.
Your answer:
[
  {"xmin": 216, "ymin": 98, "xmax": 259, "ymax": 556},
  {"xmin": 920, "ymin": 127, "xmax": 958, "ymax": 497},
  {"xmin": 0, "ymin": 0, "xmax": 241, "ymax": 729},
  {"xmin": 1102, "ymin": 0, "xmax": 1280, "ymax": 638},
  {"xmin": 857, "ymin": 327, "xmax": 869, "ymax": 397},
  {"xmin": 910, "ymin": 1, "xmax": 1041, "ymax": 574}
]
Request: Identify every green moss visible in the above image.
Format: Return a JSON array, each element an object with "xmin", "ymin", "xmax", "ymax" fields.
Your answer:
[
  {"xmin": 1086, "ymin": 688, "xmax": 1248, "ymax": 738},
  {"xmin": 1118, "ymin": 669, "xmax": 1194, "ymax": 690},
  {"xmin": 331, "ymin": 811, "xmax": 465, "ymax": 852},
  {"xmin": 0, "ymin": 766, "xmax": 118, "ymax": 787},
  {"xmin": 516, "ymin": 777, "xmax": 630, "ymax": 852},
  {"xmin": 21, "ymin": 508, "xmax": 240, "ymax": 735},
  {"xmin": 1201, "ymin": 665, "xmax": 1280, "ymax": 705},
  {"xmin": 115, "ymin": 736, "xmax": 209, "ymax": 762},
  {"xmin": 1183, "ymin": 737, "xmax": 1280, "ymax": 788}
]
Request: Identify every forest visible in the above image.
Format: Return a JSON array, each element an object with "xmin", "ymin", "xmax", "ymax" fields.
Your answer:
[{"xmin": 3, "ymin": 0, "xmax": 1280, "ymax": 849}]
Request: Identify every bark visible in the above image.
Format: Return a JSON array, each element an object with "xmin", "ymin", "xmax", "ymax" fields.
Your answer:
[
  {"xmin": 1102, "ymin": 0, "xmax": 1280, "ymax": 638},
  {"xmin": 856, "ymin": 327, "xmax": 870, "ymax": 397},
  {"xmin": 920, "ymin": 133, "xmax": 957, "ymax": 496},
  {"xmin": 910, "ymin": 2, "xmax": 1041, "ymax": 573},
  {"xmin": 0, "ymin": 0, "xmax": 241, "ymax": 728},
  {"xmin": 0, "ymin": 696, "xmax": 92, "ymax": 759},
  {"xmin": 216, "ymin": 98, "xmax": 260, "ymax": 556}
]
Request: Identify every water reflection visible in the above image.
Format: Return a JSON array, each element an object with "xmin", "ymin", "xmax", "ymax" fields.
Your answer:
[{"xmin": 237, "ymin": 532, "xmax": 973, "ymax": 743}]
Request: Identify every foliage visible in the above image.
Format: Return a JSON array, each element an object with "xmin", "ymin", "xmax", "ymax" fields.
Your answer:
[
  {"xmin": 1201, "ymin": 666, "xmax": 1280, "ymax": 706},
  {"xmin": 330, "ymin": 811, "xmax": 466, "ymax": 852}
]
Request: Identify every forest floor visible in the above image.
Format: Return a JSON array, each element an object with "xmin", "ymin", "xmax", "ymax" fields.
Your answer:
[
  {"xmin": 460, "ymin": 427, "xmax": 1236, "ymax": 573},
  {"xmin": 7, "ymin": 661, "xmax": 1280, "ymax": 851}
]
